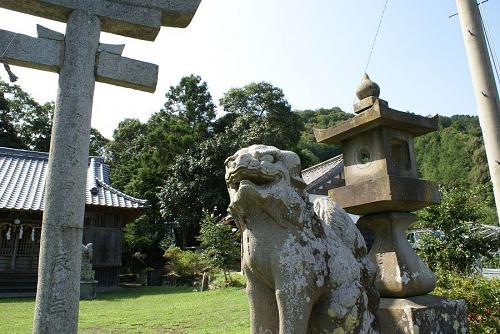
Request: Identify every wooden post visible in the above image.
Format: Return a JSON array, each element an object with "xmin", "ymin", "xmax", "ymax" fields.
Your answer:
[
  {"xmin": 33, "ymin": 10, "xmax": 101, "ymax": 333},
  {"xmin": 456, "ymin": 0, "xmax": 500, "ymax": 221},
  {"xmin": 10, "ymin": 226, "xmax": 19, "ymax": 271}
]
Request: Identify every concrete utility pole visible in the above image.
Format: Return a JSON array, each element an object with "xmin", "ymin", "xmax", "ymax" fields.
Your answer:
[
  {"xmin": 0, "ymin": 1, "xmax": 202, "ymax": 333},
  {"xmin": 456, "ymin": 0, "xmax": 500, "ymax": 222}
]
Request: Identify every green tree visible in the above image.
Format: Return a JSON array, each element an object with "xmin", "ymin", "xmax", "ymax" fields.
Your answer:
[
  {"xmin": 416, "ymin": 185, "xmax": 497, "ymax": 274},
  {"xmin": 416, "ymin": 128, "xmax": 480, "ymax": 186},
  {"xmin": 133, "ymin": 112, "xmax": 200, "ymax": 207},
  {"xmin": 159, "ymin": 115, "xmax": 286, "ymax": 245},
  {"xmin": 295, "ymin": 107, "xmax": 352, "ymax": 167},
  {"xmin": 1, "ymin": 79, "xmax": 109, "ymax": 154},
  {"xmin": 89, "ymin": 128, "xmax": 110, "ymax": 157},
  {"xmin": 0, "ymin": 90, "xmax": 24, "ymax": 149},
  {"xmin": 219, "ymin": 82, "xmax": 303, "ymax": 149},
  {"xmin": 120, "ymin": 75, "xmax": 216, "ymax": 210},
  {"xmin": 106, "ymin": 118, "xmax": 168, "ymax": 268},
  {"xmin": 198, "ymin": 211, "xmax": 240, "ymax": 283},
  {"xmin": 109, "ymin": 75, "xmax": 217, "ymax": 257},
  {"xmin": 163, "ymin": 74, "xmax": 216, "ymax": 133},
  {"xmin": 414, "ymin": 114, "xmax": 496, "ymax": 222},
  {"xmin": 107, "ymin": 118, "xmax": 147, "ymax": 193},
  {"xmin": 121, "ymin": 214, "xmax": 174, "ymax": 271},
  {"xmin": 415, "ymin": 115, "xmax": 490, "ymax": 188},
  {"xmin": 160, "ymin": 82, "xmax": 302, "ymax": 247},
  {"xmin": 1, "ymin": 80, "xmax": 53, "ymax": 151}
]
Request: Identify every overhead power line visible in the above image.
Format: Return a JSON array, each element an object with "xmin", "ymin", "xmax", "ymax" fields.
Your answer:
[
  {"xmin": 478, "ymin": 1, "xmax": 500, "ymax": 85},
  {"xmin": 352, "ymin": 0, "xmax": 389, "ymax": 106},
  {"xmin": 364, "ymin": 0, "xmax": 390, "ymax": 74}
]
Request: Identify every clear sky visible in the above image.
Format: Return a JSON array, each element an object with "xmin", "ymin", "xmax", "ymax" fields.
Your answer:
[{"xmin": 0, "ymin": 0, "xmax": 499, "ymax": 138}]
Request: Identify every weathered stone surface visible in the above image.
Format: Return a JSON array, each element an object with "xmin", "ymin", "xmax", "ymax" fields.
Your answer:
[
  {"xmin": 377, "ymin": 295, "xmax": 468, "ymax": 334},
  {"xmin": 113, "ymin": 0, "xmax": 203, "ymax": 28},
  {"xmin": 329, "ymin": 175, "xmax": 440, "ymax": 215},
  {"xmin": 80, "ymin": 281, "xmax": 97, "ymax": 300},
  {"xmin": 341, "ymin": 127, "xmax": 419, "ymax": 186},
  {"xmin": 0, "ymin": 0, "xmax": 160, "ymax": 41},
  {"xmin": 37, "ymin": 24, "xmax": 64, "ymax": 41},
  {"xmin": 96, "ymin": 51, "xmax": 158, "ymax": 92},
  {"xmin": 0, "ymin": 29, "xmax": 61, "ymax": 72},
  {"xmin": 314, "ymin": 102, "xmax": 438, "ymax": 145},
  {"xmin": 353, "ymin": 96, "xmax": 381, "ymax": 114},
  {"xmin": 80, "ymin": 243, "xmax": 98, "ymax": 300},
  {"xmin": 80, "ymin": 243, "xmax": 95, "ymax": 282},
  {"xmin": 0, "ymin": 0, "xmax": 202, "ymax": 41},
  {"xmin": 356, "ymin": 74, "xmax": 380, "ymax": 100},
  {"xmin": 225, "ymin": 145, "xmax": 379, "ymax": 334},
  {"xmin": 33, "ymin": 10, "xmax": 101, "ymax": 333},
  {"xmin": 357, "ymin": 213, "xmax": 436, "ymax": 297},
  {"xmin": 97, "ymin": 43, "xmax": 125, "ymax": 55},
  {"xmin": 1, "ymin": 28, "xmax": 158, "ymax": 92}
]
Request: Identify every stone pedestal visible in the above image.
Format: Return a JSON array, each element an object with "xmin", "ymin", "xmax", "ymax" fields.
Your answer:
[
  {"xmin": 80, "ymin": 281, "xmax": 98, "ymax": 300},
  {"xmin": 358, "ymin": 212, "xmax": 436, "ymax": 297},
  {"xmin": 80, "ymin": 246, "xmax": 98, "ymax": 300},
  {"xmin": 377, "ymin": 295, "xmax": 468, "ymax": 334}
]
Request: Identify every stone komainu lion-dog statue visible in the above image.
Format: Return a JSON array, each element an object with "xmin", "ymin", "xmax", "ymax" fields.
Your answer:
[{"xmin": 225, "ymin": 145, "xmax": 379, "ymax": 334}]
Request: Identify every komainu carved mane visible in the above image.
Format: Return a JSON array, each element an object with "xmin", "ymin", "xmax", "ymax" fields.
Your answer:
[{"xmin": 225, "ymin": 145, "xmax": 379, "ymax": 334}]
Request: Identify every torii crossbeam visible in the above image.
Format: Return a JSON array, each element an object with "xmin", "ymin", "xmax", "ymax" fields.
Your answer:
[
  {"xmin": 0, "ymin": 26, "xmax": 158, "ymax": 92},
  {"xmin": 0, "ymin": 1, "xmax": 201, "ymax": 333}
]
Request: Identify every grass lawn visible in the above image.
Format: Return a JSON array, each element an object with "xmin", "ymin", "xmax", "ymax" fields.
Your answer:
[{"xmin": 0, "ymin": 286, "xmax": 250, "ymax": 334}]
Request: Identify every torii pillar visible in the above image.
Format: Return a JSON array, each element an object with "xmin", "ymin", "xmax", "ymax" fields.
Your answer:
[{"xmin": 0, "ymin": 1, "xmax": 202, "ymax": 333}]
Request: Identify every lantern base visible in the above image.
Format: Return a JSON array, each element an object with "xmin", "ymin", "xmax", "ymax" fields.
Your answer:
[
  {"xmin": 377, "ymin": 295, "xmax": 468, "ymax": 334},
  {"xmin": 358, "ymin": 212, "xmax": 436, "ymax": 297}
]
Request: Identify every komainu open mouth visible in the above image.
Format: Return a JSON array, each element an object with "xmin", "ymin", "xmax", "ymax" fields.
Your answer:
[{"xmin": 227, "ymin": 167, "xmax": 279, "ymax": 191}]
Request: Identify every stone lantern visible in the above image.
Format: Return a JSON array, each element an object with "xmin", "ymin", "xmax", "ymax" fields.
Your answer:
[{"xmin": 314, "ymin": 75, "xmax": 468, "ymax": 333}]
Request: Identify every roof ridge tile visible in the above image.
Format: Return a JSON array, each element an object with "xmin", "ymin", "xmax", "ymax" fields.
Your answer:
[{"xmin": 0, "ymin": 146, "xmax": 147, "ymax": 211}]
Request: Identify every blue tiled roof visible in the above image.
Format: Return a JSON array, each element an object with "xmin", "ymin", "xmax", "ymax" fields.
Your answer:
[
  {"xmin": 0, "ymin": 147, "xmax": 148, "ymax": 211},
  {"xmin": 301, "ymin": 155, "xmax": 344, "ymax": 187}
]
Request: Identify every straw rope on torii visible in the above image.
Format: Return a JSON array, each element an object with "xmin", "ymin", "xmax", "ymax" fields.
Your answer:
[{"xmin": 0, "ymin": 1, "xmax": 202, "ymax": 333}]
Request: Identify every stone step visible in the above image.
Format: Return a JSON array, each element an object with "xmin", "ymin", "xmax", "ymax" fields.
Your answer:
[
  {"xmin": 0, "ymin": 272, "xmax": 38, "ymax": 295},
  {"xmin": 0, "ymin": 284, "xmax": 37, "ymax": 291},
  {"xmin": 0, "ymin": 273, "xmax": 37, "ymax": 283}
]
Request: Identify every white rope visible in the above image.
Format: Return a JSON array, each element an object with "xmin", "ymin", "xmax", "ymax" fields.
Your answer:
[{"xmin": 0, "ymin": 34, "xmax": 15, "ymax": 59}]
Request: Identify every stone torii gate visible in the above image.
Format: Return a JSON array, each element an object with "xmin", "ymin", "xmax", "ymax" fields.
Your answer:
[{"xmin": 0, "ymin": 1, "xmax": 201, "ymax": 333}]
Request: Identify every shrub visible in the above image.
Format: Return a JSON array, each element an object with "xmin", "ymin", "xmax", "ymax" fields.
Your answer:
[
  {"xmin": 163, "ymin": 246, "xmax": 208, "ymax": 279},
  {"xmin": 210, "ymin": 271, "xmax": 246, "ymax": 290},
  {"xmin": 434, "ymin": 270, "xmax": 499, "ymax": 334}
]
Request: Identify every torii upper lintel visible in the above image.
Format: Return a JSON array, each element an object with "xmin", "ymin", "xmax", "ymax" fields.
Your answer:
[{"xmin": 0, "ymin": 0, "xmax": 202, "ymax": 41}]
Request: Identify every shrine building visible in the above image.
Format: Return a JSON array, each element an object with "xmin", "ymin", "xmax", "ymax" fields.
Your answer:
[{"xmin": 0, "ymin": 147, "xmax": 147, "ymax": 296}]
